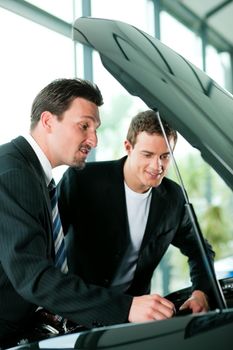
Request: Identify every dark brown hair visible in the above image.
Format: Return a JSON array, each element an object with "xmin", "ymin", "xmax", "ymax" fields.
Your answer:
[
  {"xmin": 126, "ymin": 110, "xmax": 177, "ymax": 147},
  {"xmin": 30, "ymin": 78, "xmax": 103, "ymax": 129}
]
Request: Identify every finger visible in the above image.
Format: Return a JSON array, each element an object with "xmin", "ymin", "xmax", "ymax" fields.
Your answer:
[
  {"xmin": 160, "ymin": 298, "xmax": 175, "ymax": 309},
  {"xmin": 151, "ymin": 308, "xmax": 174, "ymax": 320},
  {"xmin": 150, "ymin": 294, "xmax": 175, "ymax": 310},
  {"xmin": 152, "ymin": 301, "xmax": 175, "ymax": 319},
  {"xmin": 179, "ymin": 301, "xmax": 189, "ymax": 310}
]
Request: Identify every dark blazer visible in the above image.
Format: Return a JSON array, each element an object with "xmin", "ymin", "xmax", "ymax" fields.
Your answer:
[
  {"xmin": 58, "ymin": 157, "xmax": 215, "ymax": 297},
  {"xmin": 0, "ymin": 137, "xmax": 132, "ymax": 341}
]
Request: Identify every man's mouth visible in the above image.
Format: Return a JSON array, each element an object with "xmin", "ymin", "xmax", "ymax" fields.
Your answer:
[
  {"xmin": 147, "ymin": 170, "xmax": 163, "ymax": 178},
  {"xmin": 79, "ymin": 145, "xmax": 91, "ymax": 156}
]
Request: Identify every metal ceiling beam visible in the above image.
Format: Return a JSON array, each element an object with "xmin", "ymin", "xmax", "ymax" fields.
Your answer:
[
  {"xmin": 159, "ymin": 0, "xmax": 233, "ymax": 52},
  {"xmin": 81, "ymin": 0, "xmax": 95, "ymax": 162},
  {"xmin": 151, "ymin": 0, "xmax": 161, "ymax": 39},
  {"xmin": 205, "ymin": 0, "xmax": 232, "ymax": 19},
  {"xmin": 0, "ymin": 0, "xmax": 72, "ymax": 38},
  {"xmin": 81, "ymin": 0, "xmax": 93, "ymax": 82},
  {"xmin": 231, "ymin": 53, "xmax": 233, "ymax": 92}
]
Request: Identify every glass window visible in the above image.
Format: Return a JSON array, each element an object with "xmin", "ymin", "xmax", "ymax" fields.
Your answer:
[
  {"xmin": 91, "ymin": 0, "xmax": 152, "ymax": 161},
  {"xmin": 91, "ymin": 0, "xmax": 153, "ymax": 34},
  {"xmin": 92, "ymin": 52, "xmax": 147, "ymax": 161},
  {"xmin": 160, "ymin": 11, "xmax": 203, "ymax": 69},
  {"xmin": 0, "ymin": 7, "xmax": 75, "ymax": 180},
  {"xmin": 25, "ymin": 0, "xmax": 82, "ymax": 23},
  {"xmin": 206, "ymin": 45, "xmax": 231, "ymax": 90}
]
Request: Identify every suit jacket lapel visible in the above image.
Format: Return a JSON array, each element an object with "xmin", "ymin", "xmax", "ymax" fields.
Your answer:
[
  {"xmin": 104, "ymin": 157, "xmax": 129, "ymax": 248},
  {"xmin": 12, "ymin": 136, "xmax": 52, "ymax": 228},
  {"xmin": 140, "ymin": 183, "xmax": 169, "ymax": 249}
]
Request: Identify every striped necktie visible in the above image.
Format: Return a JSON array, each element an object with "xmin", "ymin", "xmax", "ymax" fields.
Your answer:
[{"xmin": 48, "ymin": 179, "xmax": 68, "ymax": 273}]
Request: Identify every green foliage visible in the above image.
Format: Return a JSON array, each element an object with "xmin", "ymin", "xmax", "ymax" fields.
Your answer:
[
  {"xmin": 168, "ymin": 152, "xmax": 233, "ymax": 260},
  {"xmin": 201, "ymin": 205, "xmax": 232, "ymax": 259}
]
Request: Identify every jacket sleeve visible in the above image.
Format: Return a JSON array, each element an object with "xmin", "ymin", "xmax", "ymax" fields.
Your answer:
[{"xmin": 0, "ymin": 167, "xmax": 133, "ymax": 328}]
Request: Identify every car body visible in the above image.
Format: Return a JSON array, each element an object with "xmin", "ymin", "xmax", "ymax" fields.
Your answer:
[{"xmin": 9, "ymin": 17, "xmax": 233, "ymax": 350}]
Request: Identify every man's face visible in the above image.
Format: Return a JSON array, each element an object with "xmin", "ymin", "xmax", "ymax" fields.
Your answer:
[
  {"xmin": 124, "ymin": 131, "xmax": 175, "ymax": 193},
  {"xmin": 48, "ymin": 97, "xmax": 100, "ymax": 168}
]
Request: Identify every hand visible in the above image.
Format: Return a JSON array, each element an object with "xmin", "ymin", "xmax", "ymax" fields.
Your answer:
[
  {"xmin": 128, "ymin": 294, "xmax": 175, "ymax": 323},
  {"xmin": 179, "ymin": 290, "xmax": 209, "ymax": 314}
]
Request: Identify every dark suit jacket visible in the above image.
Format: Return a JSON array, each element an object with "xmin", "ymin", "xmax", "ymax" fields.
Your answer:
[
  {"xmin": 58, "ymin": 157, "xmax": 215, "ymax": 297},
  {"xmin": 0, "ymin": 137, "xmax": 132, "ymax": 341}
]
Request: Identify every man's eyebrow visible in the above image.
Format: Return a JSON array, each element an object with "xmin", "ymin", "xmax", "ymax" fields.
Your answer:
[
  {"xmin": 141, "ymin": 150, "xmax": 171, "ymax": 156},
  {"xmin": 141, "ymin": 150, "xmax": 154, "ymax": 155},
  {"xmin": 81, "ymin": 115, "xmax": 101, "ymax": 127}
]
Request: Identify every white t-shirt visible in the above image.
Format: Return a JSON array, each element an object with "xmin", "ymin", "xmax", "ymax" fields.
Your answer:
[{"xmin": 111, "ymin": 182, "xmax": 152, "ymax": 291}]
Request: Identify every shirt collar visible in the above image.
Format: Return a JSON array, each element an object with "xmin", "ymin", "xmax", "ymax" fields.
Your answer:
[{"xmin": 23, "ymin": 134, "xmax": 52, "ymax": 186}]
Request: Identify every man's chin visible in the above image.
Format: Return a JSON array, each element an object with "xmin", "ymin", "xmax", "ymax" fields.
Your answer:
[
  {"xmin": 72, "ymin": 158, "xmax": 86, "ymax": 169},
  {"xmin": 149, "ymin": 179, "xmax": 163, "ymax": 188}
]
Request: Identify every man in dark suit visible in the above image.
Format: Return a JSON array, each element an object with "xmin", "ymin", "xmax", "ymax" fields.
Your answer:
[
  {"xmin": 1, "ymin": 80, "xmax": 175, "ymax": 347},
  {"xmin": 58, "ymin": 110, "xmax": 214, "ymax": 321}
]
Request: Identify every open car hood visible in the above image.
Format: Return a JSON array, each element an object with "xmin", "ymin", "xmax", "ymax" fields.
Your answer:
[{"xmin": 73, "ymin": 17, "xmax": 233, "ymax": 191}]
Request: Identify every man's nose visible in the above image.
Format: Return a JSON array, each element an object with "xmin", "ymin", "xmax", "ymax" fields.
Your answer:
[
  {"xmin": 153, "ymin": 156, "xmax": 162, "ymax": 169},
  {"xmin": 87, "ymin": 130, "xmax": 98, "ymax": 148}
]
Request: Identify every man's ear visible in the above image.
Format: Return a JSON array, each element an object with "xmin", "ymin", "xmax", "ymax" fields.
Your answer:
[
  {"xmin": 41, "ymin": 111, "xmax": 53, "ymax": 132},
  {"xmin": 124, "ymin": 139, "xmax": 133, "ymax": 154}
]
